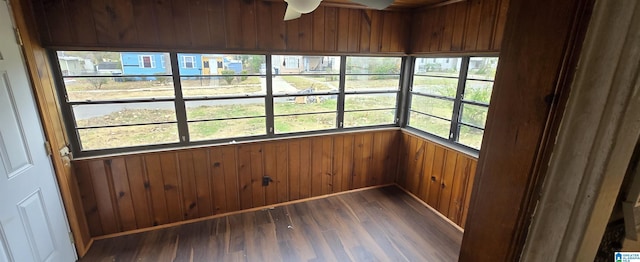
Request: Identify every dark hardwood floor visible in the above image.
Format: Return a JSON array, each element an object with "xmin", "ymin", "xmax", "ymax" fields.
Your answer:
[{"xmin": 80, "ymin": 185, "xmax": 462, "ymax": 262}]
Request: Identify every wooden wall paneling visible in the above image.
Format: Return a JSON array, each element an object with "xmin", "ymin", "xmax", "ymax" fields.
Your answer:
[
  {"xmin": 207, "ymin": 0, "xmax": 227, "ymax": 48},
  {"xmin": 74, "ymin": 162, "xmax": 102, "ymax": 236},
  {"xmin": 384, "ymin": 131, "xmax": 400, "ymax": 184},
  {"xmin": 288, "ymin": 140, "xmax": 301, "ymax": 200},
  {"xmin": 237, "ymin": 145, "xmax": 255, "ymax": 209},
  {"xmin": 390, "ymin": 12, "xmax": 408, "ymax": 52},
  {"xmin": 450, "ymin": 2, "xmax": 468, "ymax": 51},
  {"xmin": 417, "ymin": 142, "xmax": 436, "ymax": 200},
  {"xmin": 153, "ymin": 0, "xmax": 177, "ymax": 47},
  {"xmin": 30, "ymin": 0, "xmax": 52, "ymax": 44},
  {"xmin": 221, "ymin": 146, "xmax": 241, "ymax": 212},
  {"xmin": 369, "ymin": 131, "xmax": 385, "ymax": 186},
  {"xmin": 463, "ymin": 0, "xmax": 482, "ymax": 51},
  {"xmin": 324, "ymin": 7, "xmax": 338, "ymax": 52},
  {"xmin": 240, "ymin": 0, "xmax": 258, "ymax": 49},
  {"xmin": 131, "ymin": 0, "xmax": 158, "ymax": 46},
  {"xmin": 65, "ymin": 0, "xmax": 98, "ymax": 44},
  {"xmin": 429, "ymin": 8, "xmax": 444, "ymax": 52},
  {"xmin": 143, "ymin": 154, "xmax": 170, "ymax": 226},
  {"xmin": 250, "ymin": 144, "xmax": 265, "ymax": 208},
  {"xmin": 209, "ymin": 147, "xmax": 228, "ymax": 213},
  {"xmin": 298, "ymin": 10, "xmax": 314, "ymax": 51},
  {"xmin": 263, "ymin": 142, "xmax": 278, "ymax": 205},
  {"xmin": 427, "ymin": 145, "xmax": 446, "ymax": 209},
  {"xmin": 224, "ymin": 0, "xmax": 242, "ymax": 49},
  {"xmin": 336, "ymin": 8, "xmax": 350, "ymax": 52},
  {"xmin": 379, "ymin": 11, "xmax": 394, "ymax": 53},
  {"xmin": 312, "ymin": 6, "xmax": 326, "ymax": 52},
  {"xmin": 88, "ymin": 160, "xmax": 118, "ymax": 234},
  {"xmin": 298, "ymin": 139, "xmax": 312, "ymax": 199},
  {"xmin": 285, "ymin": 18, "xmax": 300, "ymax": 51},
  {"xmin": 188, "ymin": 0, "xmax": 212, "ymax": 47},
  {"xmin": 359, "ymin": 10, "xmax": 372, "ymax": 53},
  {"xmin": 476, "ymin": 0, "xmax": 498, "ymax": 50},
  {"xmin": 447, "ymin": 154, "xmax": 470, "ymax": 223},
  {"xmin": 369, "ymin": 11, "xmax": 384, "ymax": 53},
  {"xmin": 177, "ymin": 151, "xmax": 199, "ymax": 219},
  {"xmin": 461, "ymin": 160, "xmax": 477, "ymax": 228},
  {"xmin": 331, "ymin": 135, "xmax": 346, "ymax": 192},
  {"xmin": 491, "ymin": 0, "xmax": 510, "ymax": 51},
  {"xmin": 90, "ymin": 0, "xmax": 115, "ymax": 44},
  {"xmin": 321, "ymin": 137, "xmax": 334, "ymax": 195},
  {"xmin": 440, "ymin": 4, "xmax": 456, "ymax": 52},
  {"xmin": 170, "ymin": 0, "xmax": 192, "ymax": 47},
  {"xmin": 124, "ymin": 156, "xmax": 153, "ymax": 229},
  {"xmin": 275, "ymin": 142, "xmax": 289, "ymax": 202},
  {"xmin": 159, "ymin": 153, "xmax": 184, "ymax": 223},
  {"xmin": 270, "ymin": 2, "xmax": 288, "ymax": 51},
  {"xmin": 311, "ymin": 138, "xmax": 323, "ymax": 197},
  {"xmin": 108, "ymin": 158, "xmax": 137, "ymax": 231},
  {"xmin": 256, "ymin": 1, "xmax": 274, "ymax": 50},
  {"xmin": 406, "ymin": 135, "xmax": 424, "ymax": 194},
  {"xmin": 436, "ymin": 150, "xmax": 457, "ymax": 217},
  {"xmin": 193, "ymin": 150, "xmax": 214, "ymax": 218},
  {"xmin": 42, "ymin": 0, "xmax": 73, "ymax": 44},
  {"xmin": 352, "ymin": 133, "xmax": 373, "ymax": 189}
]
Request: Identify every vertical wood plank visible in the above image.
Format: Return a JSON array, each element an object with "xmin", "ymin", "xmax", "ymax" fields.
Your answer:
[
  {"xmin": 461, "ymin": 160, "xmax": 478, "ymax": 228},
  {"xmin": 224, "ymin": 0, "xmax": 242, "ymax": 49},
  {"xmin": 250, "ymin": 144, "xmax": 265, "ymax": 208},
  {"xmin": 347, "ymin": 9, "xmax": 361, "ymax": 52},
  {"xmin": 369, "ymin": 11, "xmax": 384, "ymax": 53},
  {"xmin": 237, "ymin": 145, "xmax": 254, "ymax": 209},
  {"xmin": 359, "ymin": 10, "xmax": 372, "ymax": 53},
  {"xmin": 30, "ymin": 0, "xmax": 53, "ymax": 44},
  {"xmin": 125, "ymin": 156, "xmax": 153, "ymax": 229},
  {"xmin": 263, "ymin": 143, "xmax": 278, "ymax": 205},
  {"xmin": 451, "ymin": 2, "xmax": 468, "ymax": 51},
  {"xmin": 170, "ymin": 0, "xmax": 191, "ymax": 47},
  {"xmin": 285, "ymin": 19, "xmax": 300, "ymax": 51},
  {"xmin": 463, "ymin": 0, "xmax": 483, "ymax": 51},
  {"xmin": 288, "ymin": 140, "xmax": 301, "ymax": 200},
  {"xmin": 299, "ymin": 139, "xmax": 312, "ymax": 198},
  {"xmin": 256, "ymin": 1, "xmax": 274, "ymax": 50},
  {"xmin": 370, "ymin": 131, "xmax": 386, "ymax": 186},
  {"xmin": 332, "ymin": 136, "xmax": 345, "ymax": 192},
  {"xmin": 276, "ymin": 142, "xmax": 289, "ymax": 203},
  {"xmin": 429, "ymin": 8, "xmax": 444, "ymax": 52},
  {"xmin": 222, "ymin": 146, "xmax": 240, "ymax": 212},
  {"xmin": 178, "ymin": 151, "xmax": 199, "ymax": 220},
  {"xmin": 390, "ymin": 12, "xmax": 406, "ymax": 52},
  {"xmin": 491, "ymin": 0, "xmax": 510, "ymax": 51},
  {"xmin": 311, "ymin": 138, "xmax": 324, "ymax": 197},
  {"xmin": 193, "ymin": 150, "xmax": 213, "ymax": 217},
  {"xmin": 440, "ymin": 5, "xmax": 456, "ymax": 52},
  {"xmin": 352, "ymin": 133, "xmax": 373, "ymax": 189},
  {"xmin": 324, "ymin": 7, "xmax": 338, "ymax": 52},
  {"xmin": 240, "ymin": 0, "xmax": 258, "ymax": 49},
  {"xmin": 144, "ymin": 154, "xmax": 169, "ymax": 226},
  {"xmin": 321, "ymin": 137, "xmax": 333, "ymax": 195},
  {"xmin": 188, "ymin": 0, "xmax": 211, "ymax": 47},
  {"xmin": 312, "ymin": 6, "xmax": 325, "ymax": 52},
  {"xmin": 418, "ymin": 142, "xmax": 436, "ymax": 201},
  {"xmin": 74, "ymin": 161, "xmax": 102, "ymax": 236},
  {"xmin": 298, "ymin": 10, "xmax": 313, "ymax": 51},
  {"xmin": 207, "ymin": 0, "xmax": 226, "ymax": 48},
  {"xmin": 88, "ymin": 160, "xmax": 118, "ymax": 234},
  {"xmin": 427, "ymin": 146, "xmax": 446, "ymax": 208},
  {"xmin": 153, "ymin": 0, "xmax": 177, "ymax": 46},
  {"xmin": 448, "ymin": 154, "xmax": 471, "ymax": 224},
  {"xmin": 337, "ymin": 8, "xmax": 350, "ymax": 52},
  {"xmin": 476, "ymin": 0, "xmax": 498, "ymax": 50},
  {"xmin": 109, "ymin": 158, "xmax": 137, "ymax": 231},
  {"xmin": 270, "ymin": 2, "xmax": 287, "ymax": 51},
  {"xmin": 131, "ymin": 0, "xmax": 158, "ymax": 46},
  {"xmin": 160, "ymin": 153, "xmax": 183, "ymax": 223},
  {"xmin": 210, "ymin": 147, "xmax": 228, "ymax": 214},
  {"xmin": 42, "ymin": 0, "xmax": 73, "ymax": 44},
  {"xmin": 384, "ymin": 131, "xmax": 400, "ymax": 184},
  {"xmin": 437, "ymin": 151, "xmax": 458, "ymax": 216},
  {"xmin": 380, "ymin": 11, "xmax": 393, "ymax": 52},
  {"xmin": 65, "ymin": 0, "xmax": 98, "ymax": 44}
]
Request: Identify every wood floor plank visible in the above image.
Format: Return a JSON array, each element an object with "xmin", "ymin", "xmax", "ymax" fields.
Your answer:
[{"xmin": 80, "ymin": 185, "xmax": 462, "ymax": 262}]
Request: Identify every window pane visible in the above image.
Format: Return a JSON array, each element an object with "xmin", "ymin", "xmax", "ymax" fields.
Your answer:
[
  {"xmin": 414, "ymin": 57, "xmax": 462, "ymax": 78},
  {"xmin": 272, "ymin": 55, "xmax": 340, "ymax": 75},
  {"xmin": 64, "ymin": 77, "xmax": 175, "ymax": 101},
  {"xmin": 274, "ymin": 96, "xmax": 337, "ymax": 115},
  {"xmin": 458, "ymin": 125, "xmax": 484, "ymax": 149},
  {"xmin": 344, "ymin": 75, "xmax": 400, "ymax": 92},
  {"xmin": 179, "ymin": 54, "xmax": 265, "ymax": 75},
  {"xmin": 79, "ymin": 124, "xmax": 179, "ymax": 150},
  {"xmin": 277, "ymin": 75, "xmax": 339, "ymax": 94},
  {"xmin": 467, "ymin": 57, "xmax": 499, "ymax": 80},
  {"xmin": 464, "ymin": 80, "xmax": 494, "ymax": 104},
  {"xmin": 409, "ymin": 112, "xmax": 451, "ymax": 138},
  {"xmin": 189, "ymin": 118, "xmax": 266, "ymax": 141},
  {"xmin": 275, "ymin": 113, "xmax": 336, "ymax": 133},
  {"xmin": 185, "ymin": 99, "xmax": 265, "ymax": 121},
  {"xmin": 345, "ymin": 94, "xmax": 397, "ymax": 111},
  {"xmin": 56, "ymin": 51, "xmax": 171, "ymax": 77},
  {"xmin": 412, "ymin": 76, "xmax": 458, "ymax": 97},
  {"xmin": 73, "ymin": 102, "xmax": 176, "ymax": 127},
  {"xmin": 344, "ymin": 110, "xmax": 395, "ymax": 127},
  {"xmin": 461, "ymin": 103, "xmax": 489, "ymax": 128},
  {"xmin": 346, "ymin": 57, "xmax": 401, "ymax": 74},
  {"xmin": 410, "ymin": 95, "xmax": 453, "ymax": 120},
  {"xmin": 181, "ymin": 76, "xmax": 265, "ymax": 97}
]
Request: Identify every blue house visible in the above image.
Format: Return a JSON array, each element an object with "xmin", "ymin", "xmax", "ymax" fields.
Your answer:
[{"xmin": 120, "ymin": 52, "xmax": 203, "ymax": 77}]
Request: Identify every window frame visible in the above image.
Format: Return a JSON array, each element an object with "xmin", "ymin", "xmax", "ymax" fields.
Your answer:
[
  {"xmin": 51, "ymin": 51, "xmax": 404, "ymax": 158},
  {"xmin": 182, "ymin": 56, "xmax": 195, "ymax": 69},
  {"xmin": 404, "ymin": 55, "xmax": 498, "ymax": 152},
  {"xmin": 139, "ymin": 55, "xmax": 155, "ymax": 68}
]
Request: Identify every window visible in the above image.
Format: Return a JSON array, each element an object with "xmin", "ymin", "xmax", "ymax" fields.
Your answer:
[
  {"xmin": 139, "ymin": 55, "xmax": 155, "ymax": 68},
  {"xmin": 183, "ymin": 56, "xmax": 195, "ymax": 69},
  {"xmin": 344, "ymin": 56, "xmax": 400, "ymax": 127},
  {"xmin": 408, "ymin": 56, "xmax": 498, "ymax": 149},
  {"xmin": 272, "ymin": 55, "xmax": 340, "ymax": 134},
  {"xmin": 53, "ymin": 51, "xmax": 404, "ymax": 156}
]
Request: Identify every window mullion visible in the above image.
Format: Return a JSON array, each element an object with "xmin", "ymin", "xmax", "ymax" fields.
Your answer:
[
  {"xmin": 399, "ymin": 56, "xmax": 414, "ymax": 127},
  {"xmin": 265, "ymin": 55, "xmax": 275, "ymax": 137},
  {"xmin": 450, "ymin": 57, "xmax": 470, "ymax": 143},
  {"xmin": 170, "ymin": 52, "xmax": 190, "ymax": 145},
  {"xmin": 337, "ymin": 56, "xmax": 347, "ymax": 129}
]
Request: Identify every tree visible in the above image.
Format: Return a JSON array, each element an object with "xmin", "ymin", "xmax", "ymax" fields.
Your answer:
[
  {"xmin": 87, "ymin": 78, "xmax": 108, "ymax": 90},
  {"xmin": 221, "ymin": 70, "xmax": 235, "ymax": 85}
]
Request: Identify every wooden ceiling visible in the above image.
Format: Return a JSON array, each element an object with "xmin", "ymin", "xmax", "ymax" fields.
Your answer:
[{"xmin": 322, "ymin": 0, "xmax": 460, "ymax": 9}]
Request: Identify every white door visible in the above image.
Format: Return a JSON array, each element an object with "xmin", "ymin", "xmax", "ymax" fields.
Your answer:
[{"xmin": 0, "ymin": 2, "xmax": 77, "ymax": 262}]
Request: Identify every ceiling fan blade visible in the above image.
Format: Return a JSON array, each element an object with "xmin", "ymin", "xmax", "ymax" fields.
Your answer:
[
  {"xmin": 349, "ymin": 0, "xmax": 394, "ymax": 10},
  {"xmin": 284, "ymin": 5, "xmax": 302, "ymax": 21},
  {"xmin": 285, "ymin": 0, "xmax": 323, "ymax": 13}
]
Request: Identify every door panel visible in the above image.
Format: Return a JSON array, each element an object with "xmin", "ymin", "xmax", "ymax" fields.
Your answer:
[{"xmin": 0, "ymin": 1, "xmax": 77, "ymax": 262}]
